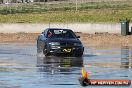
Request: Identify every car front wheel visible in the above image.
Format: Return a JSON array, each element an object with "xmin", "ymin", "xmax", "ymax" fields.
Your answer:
[
  {"xmin": 75, "ymin": 52, "xmax": 83, "ymax": 57},
  {"xmin": 43, "ymin": 46, "xmax": 50, "ymax": 56}
]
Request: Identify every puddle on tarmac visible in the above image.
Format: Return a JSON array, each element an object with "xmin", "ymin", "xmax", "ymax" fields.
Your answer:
[{"xmin": 0, "ymin": 43, "xmax": 132, "ymax": 88}]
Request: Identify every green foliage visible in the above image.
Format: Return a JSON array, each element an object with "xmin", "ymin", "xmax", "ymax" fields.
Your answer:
[{"xmin": 0, "ymin": 0, "xmax": 132, "ymax": 23}]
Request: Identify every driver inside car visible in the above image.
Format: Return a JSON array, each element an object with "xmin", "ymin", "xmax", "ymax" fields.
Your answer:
[{"xmin": 48, "ymin": 31, "xmax": 53, "ymax": 37}]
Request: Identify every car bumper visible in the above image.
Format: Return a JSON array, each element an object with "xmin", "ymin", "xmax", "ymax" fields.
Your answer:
[{"xmin": 48, "ymin": 46, "xmax": 84, "ymax": 54}]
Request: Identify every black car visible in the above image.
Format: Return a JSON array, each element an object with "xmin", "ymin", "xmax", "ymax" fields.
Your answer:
[{"xmin": 37, "ymin": 28, "xmax": 84, "ymax": 57}]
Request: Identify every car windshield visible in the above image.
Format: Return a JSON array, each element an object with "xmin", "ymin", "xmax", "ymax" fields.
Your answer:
[{"xmin": 47, "ymin": 29, "xmax": 76, "ymax": 39}]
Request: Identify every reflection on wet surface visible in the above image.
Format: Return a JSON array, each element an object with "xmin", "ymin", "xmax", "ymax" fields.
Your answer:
[
  {"xmin": 36, "ymin": 56, "xmax": 83, "ymax": 86},
  {"xmin": 0, "ymin": 43, "xmax": 132, "ymax": 88},
  {"xmin": 37, "ymin": 56, "xmax": 83, "ymax": 75},
  {"xmin": 121, "ymin": 46, "xmax": 132, "ymax": 68}
]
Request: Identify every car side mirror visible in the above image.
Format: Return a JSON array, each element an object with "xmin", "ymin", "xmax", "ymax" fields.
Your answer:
[{"xmin": 77, "ymin": 36, "xmax": 80, "ymax": 38}]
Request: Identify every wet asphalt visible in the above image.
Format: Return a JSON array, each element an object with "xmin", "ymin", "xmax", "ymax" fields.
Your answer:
[{"xmin": 0, "ymin": 43, "xmax": 132, "ymax": 88}]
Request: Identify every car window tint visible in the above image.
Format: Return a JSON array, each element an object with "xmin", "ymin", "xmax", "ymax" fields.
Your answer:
[
  {"xmin": 47, "ymin": 29, "xmax": 76, "ymax": 39},
  {"xmin": 54, "ymin": 30, "xmax": 66, "ymax": 34}
]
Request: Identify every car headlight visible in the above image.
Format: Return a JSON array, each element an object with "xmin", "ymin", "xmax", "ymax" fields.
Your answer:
[
  {"xmin": 49, "ymin": 42, "xmax": 60, "ymax": 46},
  {"xmin": 74, "ymin": 43, "xmax": 82, "ymax": 46}
]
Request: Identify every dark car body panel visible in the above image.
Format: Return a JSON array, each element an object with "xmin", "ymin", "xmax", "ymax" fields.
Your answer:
[{"xmin": 37, "ymin": 28, "xmax": 84, "ymax": 57}]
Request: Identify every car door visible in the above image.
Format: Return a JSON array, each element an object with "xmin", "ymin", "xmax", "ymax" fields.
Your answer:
[{"xmin": 37, "ymin": 30, "xmax": 47, "ymax": 52}]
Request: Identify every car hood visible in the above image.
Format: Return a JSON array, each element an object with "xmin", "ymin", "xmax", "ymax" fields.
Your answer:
[{"xmin": 47, "ymin": 38, "xmax": 82, "ymax": 44}]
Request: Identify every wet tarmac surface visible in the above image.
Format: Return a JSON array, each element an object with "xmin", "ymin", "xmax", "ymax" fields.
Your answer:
[{"xmin": 0, "ymin": 43, "xmax": 132, "ymax": 88}]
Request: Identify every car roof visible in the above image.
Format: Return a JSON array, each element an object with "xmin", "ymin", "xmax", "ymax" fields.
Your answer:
[{"xmin": 46, "ymin": 28, "xmax": 72, "ymax": 31}]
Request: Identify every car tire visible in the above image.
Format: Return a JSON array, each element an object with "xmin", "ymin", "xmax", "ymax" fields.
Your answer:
[
  {"xmin": 37, "ymin": 40, "xmax": 40, "ymax": 53},
  {"xmin": 43, "ymin": 45, "xmax": 50, "ymax": 56},
  {"xmin": 37, "ymin": 40, "xmax": 44, "ymax": 53},
  {"xmin": 75, "ymin": 52, "xmax": 83, "ymax": 57},
  {"xmin": 44, "ymin": 52, "xmax": 50, "ymax": 56}
]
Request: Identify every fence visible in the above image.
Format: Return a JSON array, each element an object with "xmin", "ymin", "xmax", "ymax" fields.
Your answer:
[{"xmin": 0, "ymin": 23, "xmax": 123, "ymax": 33}]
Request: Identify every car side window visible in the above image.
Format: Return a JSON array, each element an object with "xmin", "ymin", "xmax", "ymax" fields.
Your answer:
[
  {"xmin": 47, "ymin": 31, "xmax": 53, "ymax": 37},
  {"xmin": 39, "ymin": 30, "xmax": 47, "ymax": 41},
  {"xmin": 44, "ymin": 29, "xmax": 51, "ymax": 38},
  {"xmin": 42, "ymin": 30, "xmax": 47, "ymax": 37}
]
